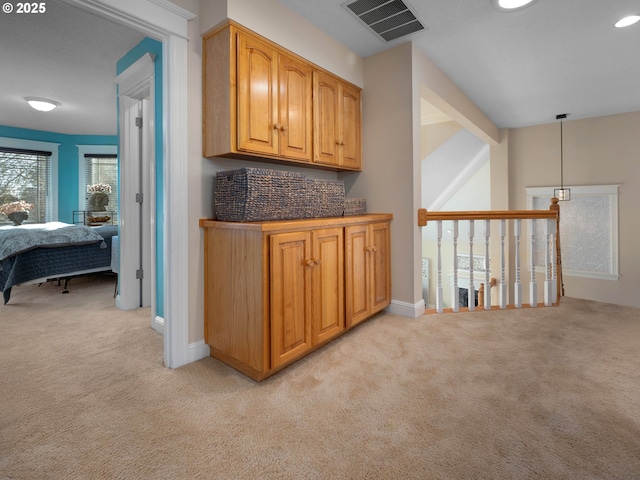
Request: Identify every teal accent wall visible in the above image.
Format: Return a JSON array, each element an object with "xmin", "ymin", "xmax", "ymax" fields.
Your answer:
[
  {"xmin": 117, "ymin": 37, "xmax": 165, "ymax": 318},
  {"xmin": 0, "ymin": 125, "xmax": 117, "ymax": 223}
]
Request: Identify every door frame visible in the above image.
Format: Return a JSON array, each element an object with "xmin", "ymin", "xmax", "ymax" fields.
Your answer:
[
  {"xmin": 116, "ymin": 56, "xmax": 155, "ymax": 314},
  {"xmin": 65, "ymin": 0, "xmax": 194, "ymax": 368}
]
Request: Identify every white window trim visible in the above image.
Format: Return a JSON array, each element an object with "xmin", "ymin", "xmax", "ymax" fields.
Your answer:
[
  {"xmin": 0, "ymin": 136, "xmax": 59, "ymax": 222},
  {"xmin": 526, "ymin": 185, "xmax": 620, "ymax": 281}
]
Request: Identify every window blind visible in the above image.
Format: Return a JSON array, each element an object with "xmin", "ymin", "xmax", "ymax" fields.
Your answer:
[
  {"xmin": 84, "ymin": 154, "xmax": 118, "ymax": 223},
  {"xmin": 0, "ymin": 148, "xmax": 52, "ymax": 224}
]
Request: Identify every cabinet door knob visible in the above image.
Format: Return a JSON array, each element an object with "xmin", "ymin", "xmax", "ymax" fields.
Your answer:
[
  {"xmin": 274, "ymin": 123, "xmax": 281, "ymax": 130},
  {"xmin": 306, "ymin": 259, "xmax": 315, "ymax": 267},
  {"xmin": 314, "ymin": 258, "xmax": 322, "ymax": 266},
  {"xmin": 280, "ymin": 125, "xmax": 287, "ymax": 132}
]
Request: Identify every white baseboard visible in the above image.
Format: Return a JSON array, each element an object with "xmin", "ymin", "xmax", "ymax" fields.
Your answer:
[
  {"xmin": 152, "ymin": 315, "xmax": 165, "ymax": 335},
  {"xmin": 151, "ymin": 316, "xmax": 209, "ymax": 364},
  {"xmin": 188, "ymin": 339, "xmax": 211, "ymax": 363},
  {"xmin": 388, "ymin": 299, "xmax": 426, "ymax": 318}
]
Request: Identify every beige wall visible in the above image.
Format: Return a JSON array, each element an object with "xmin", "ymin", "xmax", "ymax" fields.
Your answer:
[
  {"xmin": 343, "ymin": 43, "xmax": 417, "ymax": 308},
  {"xmin": 421, "ymin": 121, "xmax": 462, "ymax": 159},
  {"xmin": 507, "ymin": 112, "xmax": 640, "ymax": 308},
  {"xmin": 199, "ymin": 0, "xmax": 363, "ymax": 87}
]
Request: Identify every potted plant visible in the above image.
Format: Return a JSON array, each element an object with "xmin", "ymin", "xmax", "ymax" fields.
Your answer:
[{"xmin": 0, "ymin": 200, "xmax": 34, "ymax": 226}]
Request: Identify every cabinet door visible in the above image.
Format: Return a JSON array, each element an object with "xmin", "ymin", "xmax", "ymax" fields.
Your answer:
[
  {"xmin": 313, "ymin": 71, "xmax": 340, "ymax": 166},
  {"xmin": 312, "ymin": 228, "xmax": 345, "ymax": 344},
  {"xmin": 339, "ymin": 83, "xmax": 361, "ymax": 170},
  {"xmin": 279, "ymin": 54, "xmax": 313, "ymax": 161},
  {"xmin": 345, "ymin": 224, "xmax": 370, "ymax": 327},
  {"xmin": 369, "ymin": 222, "xmax": 391, "ymax": 314},
  {"xmin": 345, "ymin": 222, "xmax": 391, "ymax": 327},
  {"xmin": 237, "ymin": 31, "xmax": 279, "ymax": 156},
  {"xmin": 270, "ymin": 231, "xmax": 313, "ymax": 369}
]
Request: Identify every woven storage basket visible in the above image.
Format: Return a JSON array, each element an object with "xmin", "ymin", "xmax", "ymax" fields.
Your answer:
[
  {"xmin": 304, "ymin": 179, "xmax": 345, "ymax": 219},
  {"xmin": 343, "ymin": 197, "xmax": 367, "ymax": 216},
  {"xmin": 214, "ymin": 168, "xmax": 307, "ymax": 221}
]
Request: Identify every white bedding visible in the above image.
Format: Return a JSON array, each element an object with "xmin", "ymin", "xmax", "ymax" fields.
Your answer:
[{"xmin": 0, "ymin": 222, "xmax": 106, "ymax": 262}]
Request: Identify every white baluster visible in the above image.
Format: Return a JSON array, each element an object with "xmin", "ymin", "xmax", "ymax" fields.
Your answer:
[
  {"xmin": 452, "ymin": 220, "xmax": 459, "ymax": 313},
  {"xmin": 514, "ymin": 219, "xmax": 522, "ymax": 308},
  {"xmin": 484, "ymin": 219, "xmax": 491, "ymax": 310},
  {"xmin": 529, "ymin": 219, "xmax": 538, "ymax": 307},
  {"xmin": 468, "ymin": 220, "xmax": 475, "ymax": 312},
  {"xmin": 436, "ymin": 220, "xmax": 443, "ymax": 313},
  {"xmin": 544, "ymin": 218, "xmax": 557, "ymax": 306},
  {"xmin": 499, "ymin": 219, "xmax": 507, "ymax": 309}
]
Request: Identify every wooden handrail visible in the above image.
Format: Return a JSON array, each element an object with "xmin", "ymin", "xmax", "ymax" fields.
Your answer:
[
  {"xmin": 418, "ymin": 207, "xmax": 558, "ymax": 226},
  {"xmin": 418, "ymin": 198, "xmax": 563, "ymax": 310}
]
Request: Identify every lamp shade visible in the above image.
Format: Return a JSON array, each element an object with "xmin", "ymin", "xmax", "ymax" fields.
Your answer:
[{"xmin": 554, "ymin": 187, "xmax": 571, "ymax": 201}]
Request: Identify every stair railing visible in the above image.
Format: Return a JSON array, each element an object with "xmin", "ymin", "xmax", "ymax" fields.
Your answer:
[{"xmin": 418, "ymin": 198, "xmax": 562, "ymax": 313}]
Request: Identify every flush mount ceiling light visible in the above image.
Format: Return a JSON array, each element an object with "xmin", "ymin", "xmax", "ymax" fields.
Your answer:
[
  {"xmin": 25, "ymin": 97, "xmax": 60, "ymax": 112},
  {"xmin": 615, "ymin": 15, "xmax": 640, "ymax": 28},
  {"xmin": 492, "ymin": 0, "xmax": 540, "ymax": 13}
]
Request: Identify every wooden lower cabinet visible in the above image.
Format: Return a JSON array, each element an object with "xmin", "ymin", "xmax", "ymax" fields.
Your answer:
[
  {"xmin": 200, "ymin": 215, "xmax": 391, "ymax": 381},
  {"xmin": 345, "ymin": 222, "xmax": 392, "ymax": 327},
  {"xmin": 270, "ymin": 227, "xmax": 344, "ymax": 369}
]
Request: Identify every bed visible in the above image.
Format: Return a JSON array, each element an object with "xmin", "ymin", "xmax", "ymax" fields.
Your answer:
[{"xmin": 0, "ymin": 222, "xmax": 118, "ymax": 304}]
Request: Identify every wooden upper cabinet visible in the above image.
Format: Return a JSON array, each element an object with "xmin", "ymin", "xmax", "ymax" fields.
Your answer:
[
  {"xmin": 237, "ymin": 32, "xmax": 279, "ymax": 157},
  {"xmin": 237, "ymin": 32, "xmax": 312, "ymax": 161},
  {"xmin": 313, "ymin": 72, "xmax": 340, "ymax": 166},
  {"xmin": 339, "ymin": 82, "xmax": 362, "ymax": 170},
  {"xmin": 313, "ymin": 71, "xmax": 362, "ymax": 170},
  {"xmin": 203, "ymin": 22, "xmax": 361, "ymax": 171},
  {"xmin": 278, "ymin": 53, "xmax": 313, "ymax": 161}
]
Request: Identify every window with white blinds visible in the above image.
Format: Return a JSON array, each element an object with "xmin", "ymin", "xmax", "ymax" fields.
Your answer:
[
  {"xmin": 83, "ymin": 154, "xmax": 118, "ymax": 223},
  {"xmin": 0, "ymin": 147, "xmax": 53, "ymax": 225}
]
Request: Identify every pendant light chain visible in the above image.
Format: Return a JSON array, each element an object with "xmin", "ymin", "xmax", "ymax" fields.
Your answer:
[
  {"xmin": 554, "ymin": 113, "xmax": 571, "ymax": 201},
  {"xmin": 560, "ymin": 119, "xmax": 564, "ymax": 189}
]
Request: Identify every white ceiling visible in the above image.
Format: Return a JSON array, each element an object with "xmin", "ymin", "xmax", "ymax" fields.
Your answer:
[
  {"xmin": 0, "ymin": 0, "xmax": 638, "ymax": 135},
  {"xmin": 0, "ymin": 0, "xmax": 145, "ymax": 135},
  {"xmin": 280, "ymin": 0, "xmax": 640, "ymax": 128}
]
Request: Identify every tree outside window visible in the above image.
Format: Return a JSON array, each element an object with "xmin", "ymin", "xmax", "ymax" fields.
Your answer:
[{"xmin": 0, "ymin": 150, "xmax": 51, "ymax": 225}]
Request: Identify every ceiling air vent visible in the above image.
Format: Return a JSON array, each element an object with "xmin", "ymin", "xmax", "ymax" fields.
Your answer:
[{"xmin": 344, "ymin": 0, "xmax": 425, "ymax": 42}]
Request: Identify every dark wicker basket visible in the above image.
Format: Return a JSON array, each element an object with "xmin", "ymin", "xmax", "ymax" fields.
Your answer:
[
  {"xmin": 214, "ymin": 168, "xmax": 347, "ymax": 222},
  {"xmin": 214, "ymin": 168, "xmax": 307, "ymax": 221},
  {"xmin": 344, "ymin": 198, "xmax": 367, "ymax": 216},
  {"xmin": 304, "ymin": 179, "xmax": 345, "ymax": 219}
]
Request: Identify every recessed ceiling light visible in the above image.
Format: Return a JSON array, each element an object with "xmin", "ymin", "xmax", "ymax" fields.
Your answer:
[
  {"xmin": 615, "ymin": 15, "xmax": 640, "ymax": 28},
  {"xmin": 492, "ymin": 0, "xmax": 539, "ymax": 13},
  {"xmin": 25, "ymin": 97, "xmax": 60, "ymax": 112}
]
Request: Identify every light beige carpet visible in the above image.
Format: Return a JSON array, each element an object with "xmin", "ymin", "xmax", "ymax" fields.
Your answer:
[{"xmin": 1, "ymin": 275, "xmax": 639, "ymax": 479}]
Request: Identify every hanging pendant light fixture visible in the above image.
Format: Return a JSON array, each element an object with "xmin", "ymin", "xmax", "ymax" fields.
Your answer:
[{"xmin": 553, "ymin": 113, "xmax": 571, "ymax": 201}]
